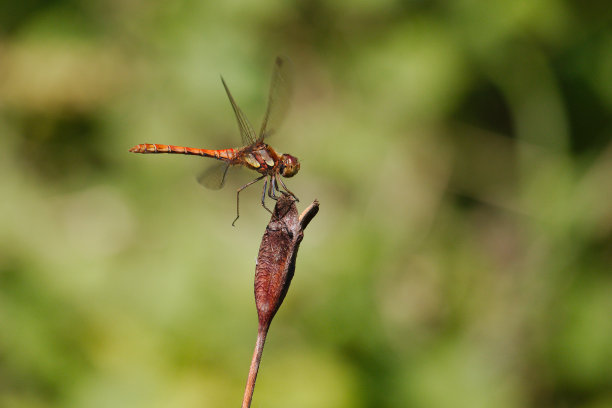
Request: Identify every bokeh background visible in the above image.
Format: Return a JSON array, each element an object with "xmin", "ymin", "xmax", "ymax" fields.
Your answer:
[{"xmin": 2, "ymin": 1, "xmax": 612, "ymax": 407}]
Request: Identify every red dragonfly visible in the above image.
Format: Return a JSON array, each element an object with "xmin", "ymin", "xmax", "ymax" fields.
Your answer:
[{"xmin": 129, "ymin": 57, "xmax": 300, "ymax": 225}]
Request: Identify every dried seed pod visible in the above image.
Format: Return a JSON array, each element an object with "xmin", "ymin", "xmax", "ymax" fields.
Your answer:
[{"xmin": 242, "ymin": 196, "xmax": 319, "ymax": 408}]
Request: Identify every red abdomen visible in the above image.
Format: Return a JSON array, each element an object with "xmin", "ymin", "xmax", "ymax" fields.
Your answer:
[{"xmin": 129, "ymin": 144, "xmax": 236, "ymax": 161}]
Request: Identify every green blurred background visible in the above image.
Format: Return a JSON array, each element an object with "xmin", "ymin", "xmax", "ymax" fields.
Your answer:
[{"xmin": 1, "ymin": 1, "xmax": 612, "ymax": 407}]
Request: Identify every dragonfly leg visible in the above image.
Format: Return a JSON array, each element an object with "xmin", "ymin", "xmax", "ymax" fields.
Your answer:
[
  {"xmin": 261, "ymin": 177, "xmax": 273, "ymax": 214},
  {"xmin": 276, "ymin": 176, "xmax": 299, "ymax": 202},
  {"xmin": 268, "ymin": 175, "xmax": 279, "ymax": 200},
  {"xmin": 233, "ymin": 175, "xmax": 266, "ymax": 226},
  {"xmin": 273, "ymin": 176, "xmax": 285, "ymax": 199},
  {"xmin": 272, "ymin": 176, "xmax": 282, "ymax": 199}
]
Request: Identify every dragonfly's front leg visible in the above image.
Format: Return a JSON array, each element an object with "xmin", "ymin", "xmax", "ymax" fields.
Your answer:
[
  {"xmin": 276, "ymin": 176, "xmax": 299, "ymax": 202},
  {"xmin": 233, "ymin": 175, "xmax": 266, "ymax": 226}
]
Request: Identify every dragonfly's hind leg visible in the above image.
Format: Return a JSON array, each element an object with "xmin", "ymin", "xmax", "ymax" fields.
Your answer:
[
  {"xmin": 233, "ymin": 174, "xmax": 266, "ymax": 226},
  {"xmin": 276, "ymin": 176, "xmax": 299, "ymax": 202}
]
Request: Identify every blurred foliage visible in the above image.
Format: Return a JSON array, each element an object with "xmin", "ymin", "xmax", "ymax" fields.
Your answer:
[{"xmin": 1, "ymin": 0, "xmax": 612, "ymax": 407}]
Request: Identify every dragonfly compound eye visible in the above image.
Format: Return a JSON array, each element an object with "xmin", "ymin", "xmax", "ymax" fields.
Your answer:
[{"xmin": 280, "ymin": 154, "xmax": 300, "ymax": 177}]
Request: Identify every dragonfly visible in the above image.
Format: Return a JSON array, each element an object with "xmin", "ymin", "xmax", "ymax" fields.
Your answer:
[{"xmin": 129, "ymin": 56, "xmax": 300, "ymax": 225}]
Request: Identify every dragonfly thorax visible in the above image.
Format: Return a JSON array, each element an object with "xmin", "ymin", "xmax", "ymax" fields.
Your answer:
[{"xmin": 279, "ymin": 154, "xmax": 300, "ymax": 177}]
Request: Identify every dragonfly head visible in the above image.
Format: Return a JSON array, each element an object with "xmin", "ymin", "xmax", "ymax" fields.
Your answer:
[{"xmin": 279, "ymin": 154, "xmax": 300, "ymax": 177}]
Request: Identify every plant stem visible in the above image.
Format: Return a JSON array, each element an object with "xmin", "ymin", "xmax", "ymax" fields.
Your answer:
[{"xmin": 242, "ymin": 324, "xmax": 269, "ymax": 408}]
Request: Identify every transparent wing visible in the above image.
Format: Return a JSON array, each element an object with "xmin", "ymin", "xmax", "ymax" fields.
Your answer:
[
  {"xmin": 197, "ymin": 161, "xmax": 231, "ymax": 190},
  {"xmin": 221, "ymin": 77, "xmax": 257, "ymax": 147},
  {"xmin": 258, "ymin": 56, "xmax": 293, "ymax": 142}
]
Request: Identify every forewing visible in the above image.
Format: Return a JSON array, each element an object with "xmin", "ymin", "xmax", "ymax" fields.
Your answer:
[
  {"xmin": 197, "ymin": 161, "xmax": 231, "ymax": 190},
  {"xmin": 221, "ymin": 77, "xmax": 257, "ymax": 147},
  {"xmin": 258, "ymin": 56, "xmax": 293, "ymax": 142}
]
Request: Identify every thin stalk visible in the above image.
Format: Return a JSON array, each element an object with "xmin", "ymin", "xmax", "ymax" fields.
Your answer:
[{"xmin": 242, "ymin": 324, "xmax": 269, "ymax": 408}]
